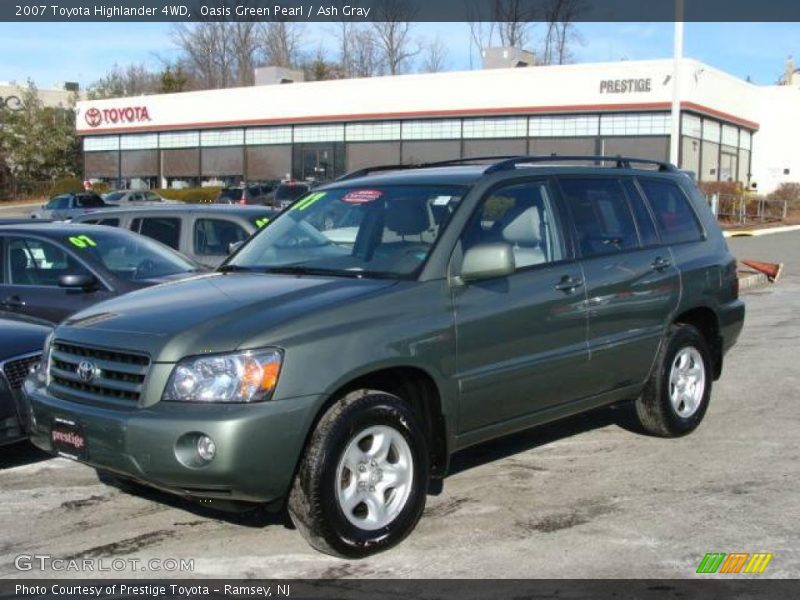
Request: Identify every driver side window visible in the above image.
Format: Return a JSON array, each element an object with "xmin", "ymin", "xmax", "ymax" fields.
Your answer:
[
  {"xmin": 6, "ymin": 237, "xmax": 87, "ymax": 286},
  {"xmin": 464, "ymin": 182, "xmax": 565, "ymax": 269}
]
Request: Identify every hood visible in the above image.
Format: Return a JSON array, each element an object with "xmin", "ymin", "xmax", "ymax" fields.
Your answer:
[
  {"xmin": 0, "ymin": 318, "xmax": 51, "ymax": 360},
  {"xmin": 58, "ymin": 273, "xmax": 396, "ymax": 361}
]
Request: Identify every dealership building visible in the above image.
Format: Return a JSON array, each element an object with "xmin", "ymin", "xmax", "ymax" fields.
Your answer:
[{"xmin": 75, "ymin": 57, "xmax": 800, "ymax": 193}]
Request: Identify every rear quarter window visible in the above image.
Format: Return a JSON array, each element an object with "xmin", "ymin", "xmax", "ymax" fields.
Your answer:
[{"xmin": 638, "ymin": 179, "xmax": 704, "ymax": 244}]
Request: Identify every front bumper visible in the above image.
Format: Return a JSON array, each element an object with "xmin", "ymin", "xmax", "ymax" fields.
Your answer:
[
  {"xmin": 23, "ymin": 379, "xmax": 321, "ymax": 503},
  {"xmin": 0, "ymin": 383, "xmax": 26, "ymax": 447}
]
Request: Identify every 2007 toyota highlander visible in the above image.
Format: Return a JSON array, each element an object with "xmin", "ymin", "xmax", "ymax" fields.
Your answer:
[{"xmin": 23, "ymin": 156, "xmax": 744, "ymax": 557}]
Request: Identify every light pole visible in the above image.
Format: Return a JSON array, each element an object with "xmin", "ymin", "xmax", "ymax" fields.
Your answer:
[{"xmin": 670, "ymin": 0, "xmax": 685, "ymax": 166}]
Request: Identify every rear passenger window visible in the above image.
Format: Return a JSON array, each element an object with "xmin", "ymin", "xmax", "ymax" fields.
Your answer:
[
  {"xmin": 623, "ymin": 180, "xmax": 659, "ymax": 247},
  {"xmin": 464, "ymin": 181, "xmax": 564, "ymax": 268},
  {"xmin": 194, "ymin": 219, "xmax": 249, "ymax": 255},
  {"xmin": 638, "ymin": 179, "xmax": 704, "ymax": 244},
  {"xmin": 559, "ymin": 178, "xmax": 639, "ymax": 257},
  {"xmin": 134, "ymin": 217, "xmax": 181, "ymax": 250}
]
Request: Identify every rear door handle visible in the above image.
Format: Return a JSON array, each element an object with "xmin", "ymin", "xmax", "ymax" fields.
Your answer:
[
  {"xmin": 1, "ymin": 296, "xmax": 26, "ymax": 308},
  {"xmin": 651, "ymin": 257, "xmax": 672, "ymax": 271},
  {"xmin": 555, "ymin": 276, "xmax": 584, "ymax": 293}
]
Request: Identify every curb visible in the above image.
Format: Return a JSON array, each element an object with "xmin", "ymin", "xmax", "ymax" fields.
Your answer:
[
  {"xmin": 738, "ymin": 271, "xmax": 770, "ymax": 292},
  {"xmin": 724, "ymin": 224, "xmax": 800, "ymax": 238}
]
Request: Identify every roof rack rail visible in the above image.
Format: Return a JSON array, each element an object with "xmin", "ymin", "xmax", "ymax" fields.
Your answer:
[
  {"xmin": 336, "ymin": 154, "xmax": 678, "ymax": 181},
  {"xmin": 484, "ymin": 155, "xmax": 678, "ymax": 174},
  {"xmin": 335, "ymin": 155, "xmax": 522, "ymax": 181}
]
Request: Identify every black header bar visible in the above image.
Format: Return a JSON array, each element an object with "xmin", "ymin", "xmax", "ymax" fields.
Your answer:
[{"xmin": 3, "ymin": 0, "xmax": 800, "ymax": 22}]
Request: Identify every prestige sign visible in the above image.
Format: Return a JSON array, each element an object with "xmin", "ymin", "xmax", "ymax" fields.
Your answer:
[
  {"xmin": 599, "ymin": 78, "xmax": 653, "ymax": 94},
  {"xmin": 84, "ymin": 105, "xmax": 151, "ymax": 128}
]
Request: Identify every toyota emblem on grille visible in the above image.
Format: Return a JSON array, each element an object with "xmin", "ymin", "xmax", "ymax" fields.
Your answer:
[{"xmin": 77, "ymin": 360, "xmax": 97, "ymax": 383}]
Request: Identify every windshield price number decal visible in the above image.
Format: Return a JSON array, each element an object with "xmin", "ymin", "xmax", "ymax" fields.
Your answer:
[
  {"xmin": 255, "ymin": 218, "xmax": 270, "ymax": 228},
  {"xmin": 68, "ymin": 235, "xmax": 97, "ymax": 249},
  {"xmin": 293, "ymin": 192, "xmax": 326, "ymax": 211}
]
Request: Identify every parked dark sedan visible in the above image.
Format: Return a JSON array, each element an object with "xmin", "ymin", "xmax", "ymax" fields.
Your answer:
[
  {"xmin": 0, "ymin": 313, "xmax": 50, "ymax": 446},
  {"xmin": 0, "ymin": 223, "xmax": 204, "ymax": 323}
]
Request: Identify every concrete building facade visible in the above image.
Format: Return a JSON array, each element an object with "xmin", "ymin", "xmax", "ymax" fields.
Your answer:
[{"xmin": 73, "ymin": 58, "xmax": 795, "ymax": 193}]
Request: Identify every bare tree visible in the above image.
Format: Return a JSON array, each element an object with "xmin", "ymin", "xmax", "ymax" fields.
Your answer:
[
  {"xmin": 466, "ymin": 0, "xmax": 534, "ymax": 65},
  {"xmin": 540, "ymin": 0, "xmax": 583, "ymax": 65},
  {"xmin": 350, "ymin": 27, "xmax": 383, "ymax": 77},
  {"xmin": 230, "ymin": 21, "xmax": 260, "ymax": 85},
  {"xmin": 258, "ymin": 21, "xmax": 304, "ymax": 69},
  {"xmin": 172, "ymin": 22, "xmax": 236, "ymax": 89},
  {"xmin": 87, "ymin": 63, "xmax": 161, "ymax": 99},
  {"xmin": 371, "ymin": 0, "xmax": 419, "ymax": 75},
  {"xmin": 421, "ymin": 35, "xmax": 448, "ymax": 73},
  {"xmin": 492, "ymin": 0, "xmax": 537, "ymax": 48}
]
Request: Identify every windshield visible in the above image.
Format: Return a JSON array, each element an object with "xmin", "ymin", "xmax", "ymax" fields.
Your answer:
[
  {"xmin": 105, "ymin": 192, "xmax": 126, "ymax": 202},
  {"xmin": 228, "ymin": 185, "xmax": 466, "ymax": 278},
  {"xmin": 275, "ymin": 184, "xmax": 309, "ymax": 201},
  {"xmin": 76, "ymin": 194, "xmax": 105, "ymax": 208},
  {"xmin": 219, "ymin": 189, "xmax": 243, "ymax": 201},
  {"xmin": 64, "ymin": 229, "xmax": 199, "ymax": 281}
]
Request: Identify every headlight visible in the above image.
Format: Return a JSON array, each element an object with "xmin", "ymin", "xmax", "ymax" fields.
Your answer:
[
  {"xmin": 41, "ymin": 332, "xmax": 54, "ymax": 386},
  {"xmin": 162, "ymin": 349, "xmax": 282, "ymax": 403}
]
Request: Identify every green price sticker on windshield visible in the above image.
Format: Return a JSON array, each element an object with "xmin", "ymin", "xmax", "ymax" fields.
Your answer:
[
  {"xmin": 255, "ymin": 218, "xmax": 270, "ymax": 228},
  {"xmin": 68, "ymin": 235, "xmax": 97, "ymax": 248}
]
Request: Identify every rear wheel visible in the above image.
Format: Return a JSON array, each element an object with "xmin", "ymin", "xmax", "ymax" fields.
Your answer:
[
  {"xmin": 635, "ymin": 324, "xmax": 712, "ymax": 437},
  {"xmin": 288, "ymin": 389, "xmax": 429, "ymax": 558}
]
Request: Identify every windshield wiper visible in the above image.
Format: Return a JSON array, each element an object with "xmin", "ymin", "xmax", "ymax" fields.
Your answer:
[
  {"xmin": 265, "ymin": 266, "xmax": 403, "ymax": 280},
  {"xmin": 263, "ymin": 265, "xmax": 360, "ymax": 278},
  {"xmin": 218, "ymin": 264, "xmax": 253, "ymax": 273}
]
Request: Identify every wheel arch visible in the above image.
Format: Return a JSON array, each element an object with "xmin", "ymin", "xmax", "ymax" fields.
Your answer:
[
  {"xmin": 297, "ymin": 363, "xmax": 451, "ymax": 483},
  {"xmin": 673, "ymin": 305, "xmax": 723, "ymax": 380}
]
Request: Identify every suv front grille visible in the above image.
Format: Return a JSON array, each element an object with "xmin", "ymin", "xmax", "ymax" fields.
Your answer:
[
  {"xmin": 2, "ymin": 354, "xmax": 41, "ymax": 391},
  {"xmin": 49, "ymin": 341, "xmax": 150, "ymax": 404}
]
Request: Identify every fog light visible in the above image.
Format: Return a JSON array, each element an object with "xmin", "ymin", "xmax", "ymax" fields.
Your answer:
[{"xmin": 197, "ymin": 435, "xmax": 216, "ymax": 462}]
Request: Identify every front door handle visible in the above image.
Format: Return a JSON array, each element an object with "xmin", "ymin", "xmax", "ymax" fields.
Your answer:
[
  {"xmin": 555, "ymin": 276, "xmax": 584, "ymax": 293},
  {"xmin": 1, "ymin": 296, "xmax": 26, "ymax": 309},
  {"xmin": 651, "ymin": 257, "xmax": 672, "ymax": 271}
]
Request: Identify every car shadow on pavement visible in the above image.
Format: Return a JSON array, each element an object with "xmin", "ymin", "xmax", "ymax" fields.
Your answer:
[
  {"xmin": 98, "ymin": 473, "xmax": 295, "ymax": 530},
  {"xmin": 447, "ymin": 402, "xmax": 645, "ymax": 477},
  {"xmin": 0, "ymin": 441, "xmax": 51, "ymax": 470}
]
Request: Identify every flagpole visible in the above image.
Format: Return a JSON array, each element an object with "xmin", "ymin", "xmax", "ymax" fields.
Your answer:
[{"xmin": 670, "ymin": 1, "xmax": 684, "ymax": 166}]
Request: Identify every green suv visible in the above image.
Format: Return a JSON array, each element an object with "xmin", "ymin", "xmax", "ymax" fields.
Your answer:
[{"xmin": 23, "ymin": 156, "xmax": 744, "ymax": 557}]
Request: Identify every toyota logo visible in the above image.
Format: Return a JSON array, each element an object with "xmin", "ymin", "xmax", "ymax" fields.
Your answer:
[
  {"xmin": 77, "ymin": 360, "xmax": 97, "ymax": 383},
  {"xmin": 84, "ymin": 108, "xmax": 102, "ymax": 128}
]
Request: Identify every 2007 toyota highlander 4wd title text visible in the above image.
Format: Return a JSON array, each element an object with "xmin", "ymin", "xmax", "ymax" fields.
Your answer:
[{"xmin": 23, "ymin": 156, "xmax": 744, "ymax": 558}]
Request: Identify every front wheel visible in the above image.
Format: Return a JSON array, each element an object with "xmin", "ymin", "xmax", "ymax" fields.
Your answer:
[
  {"xmin": 635, "ymin": 323, "xmax": 712, "ymax": 437},
  {"xmin": 287, "ymin": 389, "xmax": 429, "ymax": 558}
]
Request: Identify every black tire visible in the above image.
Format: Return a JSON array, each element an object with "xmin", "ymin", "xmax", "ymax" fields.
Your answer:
[
  {"xmin": 635, "ymin": 323, "xmax": 713, "ymax": 437},
  {"xmin": 287, "ymin": 389, "xmax": 429, "ymax": 558}
]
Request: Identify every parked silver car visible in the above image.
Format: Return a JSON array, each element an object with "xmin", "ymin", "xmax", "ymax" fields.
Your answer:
[
  {"xmin": 73, "ymin": 204, "xmax": 276, "ymax": 267},
  {"xmin": 30, "ymin": 193, "xmax": 108, "ymax": 221},
  {"xmin": 103, "ymin": 190, "xmax": 178, "ymax": 206}
]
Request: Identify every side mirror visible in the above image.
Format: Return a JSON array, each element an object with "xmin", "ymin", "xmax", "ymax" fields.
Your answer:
[
  {"xmin": 58, "ymin": 273, "xmax": 97, "ymax": 292},
  {"xmin": 459, "ymin": 243, "xmax": 516, "ymax": 283},
  {"xmin": 228, "ymin": 241, "xmax": 245, "ymax": 254}
]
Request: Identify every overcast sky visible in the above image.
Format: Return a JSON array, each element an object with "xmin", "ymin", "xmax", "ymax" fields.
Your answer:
[{"xmin": 0, "ymin": 22, "xmax": 797, "ymax": 89}]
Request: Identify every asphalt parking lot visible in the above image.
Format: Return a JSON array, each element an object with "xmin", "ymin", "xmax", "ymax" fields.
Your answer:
[{"xmin": 0, "ymin": 228, "xmax": 797, "ymax": 579}]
